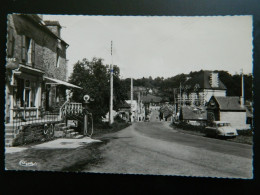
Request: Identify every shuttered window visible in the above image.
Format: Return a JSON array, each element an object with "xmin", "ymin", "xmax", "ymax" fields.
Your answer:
[
  {"xmin": 21, "ymin": 35, "xmax": 27, "ymax": 62},
  {"xmin": 21, "ymin": 35, "xmax": 35, "ymax": 66},
  {"xmin": 7, "ymin": 27, "xmax": 14, "ymax": 57},
  {"xmin": 31, "ymin": 40, "xmax": 35, "ymax": 66}
]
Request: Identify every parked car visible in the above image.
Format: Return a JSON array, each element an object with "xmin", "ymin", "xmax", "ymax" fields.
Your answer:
[{"xmin": 205, "ymin": 121, "xmax": 238, "ymax": 137}]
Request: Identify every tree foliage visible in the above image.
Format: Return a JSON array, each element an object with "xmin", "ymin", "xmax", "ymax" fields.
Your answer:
[
  {"xmin": 69, "ymin": 58, "xmax": 128, "ymax": 122},
  {"xmin": 124, "ymin": 70, "xmax": 252, "ymax": 102}
]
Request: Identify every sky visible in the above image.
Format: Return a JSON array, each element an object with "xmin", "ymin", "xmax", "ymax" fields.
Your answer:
[{"xmin": 43, "ymin": 15, "xmax": 253, "ymax": 80}]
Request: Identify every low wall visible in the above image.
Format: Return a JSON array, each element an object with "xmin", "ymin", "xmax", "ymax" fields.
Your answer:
[{"xmin": 12, "ymin": 122, "xmax": 60, "ymax": 146}]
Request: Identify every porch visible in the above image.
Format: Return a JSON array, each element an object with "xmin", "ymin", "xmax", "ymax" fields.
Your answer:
[{"xmin": 5, "ymin": 102, "xmax": 83, "ymax": 147}]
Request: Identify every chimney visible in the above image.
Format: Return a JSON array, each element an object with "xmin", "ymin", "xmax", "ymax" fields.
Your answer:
[
  {"xmin": 44, "ymin": 20, "xmax": 62, "ymax": 37},
  {"xmin": 210, "ymin": 72, "xmax": 219, "ymax": 88}
]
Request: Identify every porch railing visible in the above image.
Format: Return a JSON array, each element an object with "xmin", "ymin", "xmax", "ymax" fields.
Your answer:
[
  {"xmin": 6, "ymin": 101, "xmax": 83, "ymax": 137},
  {"xmin": 59, "ymin": 101, "xmax": 83, "ymax": 120},
  {"xmin": 8, "ymin": 107, "xmax": 61, "ymax": 135}
]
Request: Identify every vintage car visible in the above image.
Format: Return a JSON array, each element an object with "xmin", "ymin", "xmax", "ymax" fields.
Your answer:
[{"xmin": 205, "ymin": 121, "xmax": 238, "ymax": 137}]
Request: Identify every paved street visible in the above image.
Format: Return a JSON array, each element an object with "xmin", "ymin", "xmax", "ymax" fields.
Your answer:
[{"xmin": 87, "ymin": 110, "xmax": 253, "ymax": 178}]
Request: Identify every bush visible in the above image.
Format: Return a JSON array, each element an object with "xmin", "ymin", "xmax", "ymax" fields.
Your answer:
[
  {"xmin": 173, "ymin": 121, "xmax": 206, "ymax": 133},
  {"xmin": 237, "ymin": 129, "xmax": 253, "ymax": 136}
]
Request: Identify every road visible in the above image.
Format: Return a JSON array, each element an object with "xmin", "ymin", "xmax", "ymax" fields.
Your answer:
[{"xmin": 87, "ymin": 109, "xmax": 253, "ymax": 178}]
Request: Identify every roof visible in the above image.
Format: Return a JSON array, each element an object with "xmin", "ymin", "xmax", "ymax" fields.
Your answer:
[
  {"xmin": 160, "ymin": 104, "xmax": 174, "ymax": 117},
  {"xmin": 213, "ymin": 96, "xmax": 246, "ymax": 111},
  {"xmin": 181, "ymin": 106, "xmax": 207, "ymax": 120},
  {"xmin": 44, "ymin": 20, "xmax": 62, "ymax": 27},
  {"xmin": 184, "ymin": 71, "xmax": 226, "ymax": 90},
  {"xmin": 117, "ymin": 101, "xmax": 131, "ymax": 109},
  {"xmin": 141, "ymin": 94, "xmax": 162, "ymax": 103},
  {"xmin": 44, "ymin": 76, "xmax": 82, "ymax": 89},
  {"xmin": 21, "ymin": 14, "xmax": 69, "ymax": 46}
]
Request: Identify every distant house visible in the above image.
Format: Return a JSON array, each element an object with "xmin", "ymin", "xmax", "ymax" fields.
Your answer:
[
  {"xmin": 207, "ymin": 96, "xmax": 247, "ymax": 128},
  {"xmin": 179, "ymin": 106, "xmax": 207, "ymax": 125},
  {"xmin": 178, "ymin": 71, "xmax": 227, "ymax": 106},
  {"xmin": 117, "ymin": 100, "xmax": 131, "ymax": 122},
  {"xmin": 159, "ymin": 103, "xmax": 174, "ymax": 121},
  {"xmin": 125, "ymin": 100, "xmax": 145, "ymax": 122},
  {"xmin": 141, "ymin": 94, "xmax": 163, "ymax": 108}
]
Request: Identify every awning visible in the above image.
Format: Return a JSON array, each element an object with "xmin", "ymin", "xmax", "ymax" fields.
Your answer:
[{"xmin": 44, "ymin": 76, "xmax": 82, "ymax": 89}]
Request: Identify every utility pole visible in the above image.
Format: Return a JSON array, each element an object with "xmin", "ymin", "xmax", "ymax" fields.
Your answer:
[
  {"xmin": 241, "ymin": 69, "xmax": 244, "ymax": 106},
  {"xmin": 130, "ymin": 77, "xmax": 133, "ymax": 122},
  {"xmin": 109, "ymin": 41, "xmax": 114, "ymax": 125},
  {"xmin": 179, "ymin": 82, "xmax": 182, "ymax": 108}
]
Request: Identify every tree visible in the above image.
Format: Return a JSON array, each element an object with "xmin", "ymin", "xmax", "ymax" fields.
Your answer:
[{"xmin": 69, "ymin": 58, "xmax": 127, "ymax": 122}]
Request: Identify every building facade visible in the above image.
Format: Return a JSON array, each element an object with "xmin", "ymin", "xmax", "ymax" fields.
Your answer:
[
  {"xmin": 207, "ymin": 96, "xmax": 247, "ymax": 128},
  {"xmin": 177, "ymin": 71, "xmax": 227, "ymax": 107},
  {"xmin": 5, "ymin": 14, "xmax": 80, "ymax": 124}
]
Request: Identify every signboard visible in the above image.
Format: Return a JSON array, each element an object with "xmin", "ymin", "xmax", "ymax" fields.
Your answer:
[
  {"xmin": 6, "ymin": 58, "xmax": 19, "ymax": 70},
  {"xmin": 67, "ymin": 120, "xmax": 78, "ymax": 127}
]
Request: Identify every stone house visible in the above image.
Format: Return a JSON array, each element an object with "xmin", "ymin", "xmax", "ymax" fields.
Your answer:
[
  {"xmin": 207, "ymin": 96, "xmax": 247, "ymax": 128},
  {"xmin": 5, "ymin": 14, "xmax": 82, "ymax": 146},
  {"xmin": 5, "ymin": 14, "xmax": 81, "ymax": 123}
]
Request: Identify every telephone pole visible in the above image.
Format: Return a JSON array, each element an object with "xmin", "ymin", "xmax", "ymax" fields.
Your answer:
[
  {"xmin": 109, "ymin": 41, "xmax": 114, "ymax": 125},
  {"xmin": 130, "ymin": 77, "xmax": 133, "ymax": 122},
  {"xmin": 241, "ymin": 69, "xmax": 244, "ymax": 106}
]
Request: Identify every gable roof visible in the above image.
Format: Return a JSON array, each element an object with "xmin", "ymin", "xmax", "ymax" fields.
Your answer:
[
  {"xmin": 212, "ymin": 96, "xmax": 246, "ymax": 111},
  {"xmin": 160, "ymin": 104, "xmax": 174, "ymax": 117},
  {"xmin": 184, "ymin": 71, "xmax": 226, "ymax": 90},
  {"xmin": 181, "ymin": 106, "xmax": 207, "ymax": 120},
  {"xmin": 117, "ymin": 100, "xmax": 131, "ymax": 109}
]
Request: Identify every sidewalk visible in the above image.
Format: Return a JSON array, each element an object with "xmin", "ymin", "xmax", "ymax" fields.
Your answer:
[{"xmin": 5, "ymin": 136, "xmax": 101, "ymax": 154}]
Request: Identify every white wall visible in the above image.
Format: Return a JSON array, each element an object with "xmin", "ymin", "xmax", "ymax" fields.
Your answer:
[{"xmin": 220, "ymin": 111, "xmax": 247, "ymax": 127}]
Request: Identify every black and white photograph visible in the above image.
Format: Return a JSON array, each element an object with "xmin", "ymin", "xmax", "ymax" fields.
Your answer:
[{"xmin": 4, "ymin": 14, "xmax": 254, "ymax": 179}]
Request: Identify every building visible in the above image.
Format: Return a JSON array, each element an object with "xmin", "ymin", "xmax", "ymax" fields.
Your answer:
[
  {"xmin": 141, "ymin": 94, "xmax": 163, "ymax": 110},
  {"xmin": 177, "ymin": 71, "xmax": 227, "ymax": 107},
  {"xmin": 117, "ymin": 100, "xmax": 131, "ymax": 122},
  {"xmin": 5, "ymin": 14, "xmax": 82, "ymax": 146},
  {"xmin": 207, "ymin": 96, "xmax": 247, "ymax": 128},
  {"xmin": 159, "ymin": 103, "xmax": 174, "ymax": 121},
  {"xmin": 125, "ymin": 100, "xmax": 145, "ymax": 122},
  {"xmin": 179, "ymin": 106, "xmax": 207, "ymax": 126}
]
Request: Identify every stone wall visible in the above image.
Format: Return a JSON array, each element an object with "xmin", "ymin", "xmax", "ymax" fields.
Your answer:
[{"xmin": 12, "ymin": 122, "xmax": 59, "ymax": 146}]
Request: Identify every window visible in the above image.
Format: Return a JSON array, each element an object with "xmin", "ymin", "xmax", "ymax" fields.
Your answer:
[
  {"xmin": 15, "ymin": 78, "xmax": 37, "ymax": 108},
  {"xmin": 21, "ymin": 35, "xmax": 35, "ymax": 66},
  {"xmin": 30, "ymin": 82, "xmax": 37, "ymax": 107},
  {"xmin": 7, "ymin": 27, "xmax": 15, "ymax": 58},
  {"xmin": 56, "ymin": 47, "xmax": 60, "ymax": 67}
]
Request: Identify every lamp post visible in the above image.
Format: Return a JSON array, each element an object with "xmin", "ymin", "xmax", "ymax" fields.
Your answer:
[{"xmin": 83, "ymin": 95, "xmax": 90, "ymax": 136}]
